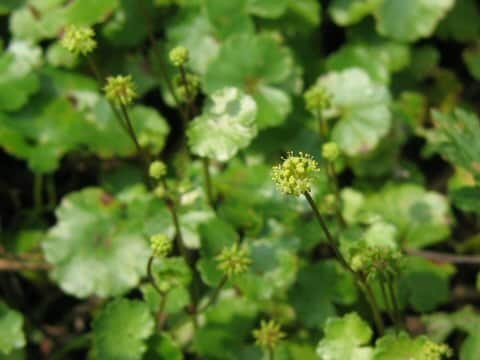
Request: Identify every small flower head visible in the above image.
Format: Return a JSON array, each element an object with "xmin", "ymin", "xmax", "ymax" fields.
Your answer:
[
  {"xmin": 322, "ymin": 142, "xmax": 340, "ymax": 162},
  {"xmin": 153, "ymin": 184, "xmax": 166, "ymax": 199},
  {"xmin": 174, "ymin": 73, "xmax": 200, "ymax": 102},
  {"xmin": 350, "ymin": 246, "xmax": 403, "ymax": 282},
  {"xmin": 149, "ymin": 160, "xmax": 167, "ymax": 179},
  {"xmin": 169, "ymin": 46, "xmax": 189, "ymax": 67},
  {"xmin": 150, "ymin": 234, "xmax": 173, "ymax": 258},
  {"xmin": 253, "ymin": 320, "xmax": 286, "ymax": 350},
  {"xmin": 304, "ymin": 84, "xmax": 332, "ymax": 113},
  {"xmin": 272, "ymin": 152, "xmax": 320, "ymax": 197},
  {"xmin": 423, "ymin": 339, "xmax": 452, "ymax": 359},
  {"xmin": 216, "ymin": 244, "xmax": 251, "ymax": 277},
  {"xmin": 61, "ymin": 25, "xmax": 97, "ymax": 56},
  {"xmin": 104, "ymin": 75, "xmax": 137, "ymax": 105}
]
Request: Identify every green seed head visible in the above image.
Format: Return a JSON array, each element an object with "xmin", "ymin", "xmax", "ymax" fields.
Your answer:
[
  {"xmin": 322, "ymin": 142, "xmax": 340, "ymax": 162},
  {"xmin": 216, "ymin": 244, "xmax": 251, "ymax": 277},
  {"xmin": 149, "ymin": 160, "xmax": 167, "ymax": 179},
  {"xmin": 272, "ymin": 152, "xmax": 320, "ymax": 197},
  {"xmin": 351, "ymin": 246, "xmax": 403, "ymax": 282},
  {"xmin": 253, "ymin": 320, "xmax": 286, "ymax": 350},
  {"xmin": 169, "ymin": 46, "xmax": 189, "ymax": 67},
  {"xmin": 61, "ymin": 25, "xmax": 97, "ymax": 56},
  {"xmin": 104, "ymin": 75, "xmax": 137, "ymax": 105},
  {"xmin": 174, "ymin": 73, "xmax": 200, "ymax": 102},
  {"xmin": 150, "ymin": 234, "xmax": 172, "ymax": 258},
  {"xmin": 304, "ymin": 84, "xmax": 332, "ymax": 113}
]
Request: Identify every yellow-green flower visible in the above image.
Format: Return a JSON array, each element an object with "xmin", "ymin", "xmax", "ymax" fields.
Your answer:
[
  {"xmin": 169, "ymin": 46, "xmax": 189, "ymax": 67},
  {"xmin": 322, "ymin": 142, "xmax": 340, "ymax": 161},
  {"xmin": 272, "ymin": 152, "xmax": 320, "ymax": 196},
  {"xmin": 423, "ymin": 339, "xmax": 452, "ymax": 359},
  {"xmin": 304, "ymin": 84, "xmax": 331, "ymax": 113},
  {"xmin": 150, "ymin": 234, "xmax": 172, "ymax": 258},
  {"xmin": 149, "ymin": 160, "xmax": 167, "ymax": 179},
  {"xmin": 174, "ymin": 73, "xmax": 200, "ymax": 102},
  {"xmin": 216, "ymin": 244, "xmax": 251, "ymax": 277},
  {"xmin": 253, "ymin": 320, "xmax": 286, "ymax": 350},
  {"xmin": 104, "ymin": 75, "xmax": 137, "ymax": 105},
  {"xmin": 61, "ymin": 25, "xmax": 97, "ymax": 56}
]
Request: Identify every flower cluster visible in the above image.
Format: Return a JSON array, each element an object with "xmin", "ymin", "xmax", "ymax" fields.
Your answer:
[
  {"xmin": 253, "ymin": 320, "xmax": 286, "ymax": 350},
  {"xmin": 304, "ymin": 84, "xmax": 331, "ymax": 113},
  {"xmin": 422, "ymin": 339, "xmax": 453, "ymax": 359},
  {"xmin": 103, "ymin": 75, "xmax": 137, "ymax": 106},
  {"xmin": 61, "ymin": 25, "xmax": 97, "ymax": 56},
  {"xmin": 150, "ymin": 234, "xmax": 172, "ymax": 258},
  {"xmin": 174, "ymin": 73, "xmax": 200, "ymax": 102},
  {"xmin": 216, "ymin": 244, "xmax": 251, "ymax": 277},
  {"xmin": 322, "ymin": 142, "xmax": 340, "ymax": 162},
  {"xmin": 169, "ymin": 46, "xmax": 189, "ymax": 67},
  {"xmin": 149, "ymin": 161, "xmax": 167, "ymax": 180},
  {"xmin": 350, "ymin": 246, "xmax": 403, "ymax": 282},
  {"xmin": 272, "ymin": 152, "xmax": 320, "ymax": 196}
]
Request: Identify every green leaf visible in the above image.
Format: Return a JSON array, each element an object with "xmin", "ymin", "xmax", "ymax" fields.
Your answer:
[
  {"xmin": 436, "ymin": 0, "xmax": 480, "ymax": 42},
  {"xmin": 92, "ymin": 299, "xmax": 154, "ymax": 360},
  {"xmin": 316, "ymin": 68, "xmax": 391, "ymax": 156},
  {"xmin": 460, "ymin": 333, "xmax": 480, "ymax": 360},
  {"xmin": 374, "ymin": 0, "xmax": 455, "ymax": 42},
  {"xmin": 450, "ymin": 186, "xmax": 480, "ymax": 214},
  {"xmin": 43, "ymin": 188, "xmax": 150, "ymax": 298},
  {"xmin": 144, "ymin": 334, "xmax": 183, "ymax": 360},
  {"xmin": 363, "ymin": 183, "xmax": 451, "ymax": 248},
  {"xmin": 398, "ymin": 257, "xmax": 452, "ymax": 312},
  {"xmin": 317, "ymin": 312, "xmax": 373, "ymax": 360},
  {"xmin": 204, "ymin": 0, "xmax": 254, "ymax": 39},
  {"xmin": 0, "ymin": 303, "xmax": 25, "ymax": 355},
  {"xmin": 463, "ymin": 46, "xmax": 480, "ymax": 81},
  {"xmin": 329, "ymin": 0, "xmax": 381, "ymax": 26},
  {"xmin": 289, "ymin": 260, "xmax": 357, "ymax": 328},
  {"xmin": 373, "ymin": 333, "xmax": 433, "ymax": 360},
  {"xmin": 247, "ymin": 0, "xmax": 289, "ymax": 18},
  {"xmin": 187, "ymin": 87, "xmax": 257, "ymax": 161},
  {"xmin": 204, "ymin": 34, "xmax": 295, "ymax": 129}
]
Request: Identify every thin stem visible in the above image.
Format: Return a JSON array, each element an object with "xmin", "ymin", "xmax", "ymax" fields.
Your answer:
[
  {"xmin": 303, "ymin": 191, "xmax": 384, "ymax": 335},
  {"xmin": 33, "ymin": 173, "xmax": 43, "ymax": 214},
  {"xmin": 406, "ymin": 249, "xmax": 480, "ymax": 264},
  {"xmin": 179, "ymin": 65, "xmax": 193, "ymax": 117},
  {"xmin": 119, "ymin": 103, "xmax": 142, "ymax": 155},
  {"xmin": 198, "ymin": 275, "xmax": 228, "ymax": 313},
  {"xmin": 315, "ymin": 111, "xmax": 328, "ymax": 140},
  {"xmin": 268, "ymin": 347, "xmax": 275, "ymax": 360},
  {"xmin": 0, "ymin": 258, "xmax": 51, "ymax": 271},
  {"xmin": 202, "ymin": 158, "xmax": 215, "ymax": 208},
  {"xmin": 157, "ymin": 291, "xmax": 168, "ymax": 330},
  {"xmin": 326, "ymin": 162, "xmax": 346, "ymax": 228},
  {"xmin": 387, "ymin": 277, "xmax": 402, "ymax": 330},
  {"xmin": 379, "ymin": 279, "xmax": 395, "ymax": 325},
  {"xmin": 147, "ymin": 256, "xmax": 166, "ymax": 297}
]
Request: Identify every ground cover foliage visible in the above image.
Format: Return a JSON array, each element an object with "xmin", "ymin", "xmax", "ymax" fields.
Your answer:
[{"xmin": 1, "ymin": 0, "xmax": 480, "ymax": 359}]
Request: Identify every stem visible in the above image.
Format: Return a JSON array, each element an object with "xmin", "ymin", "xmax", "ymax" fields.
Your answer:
[
  {"xmin": 198, "ymin": 275, "xmax": 228, "ymax": 313},
  {"xmin": 379, "ymin": 278, "xmax": 395, "ymax": 325},
  {"xmin": 303, "ymin": 191, "xmax": 384, "ymax": 335},
  {"xmin": 179, "ymin": 65, "xmax": 194, "ymax": 118},
  {"xmin": 147, "ymin": 256, "xmax": 166, "ymax": 297},
  {"xmin": 46, "ymin": 175, "xmax": 56, "ymax": 209},
  {"xmin": 33, "ymin": 173, "xmax": 43, "ymax": 213},
  {"xmin": 0, "ymin": 258, "xmax": 51, "ymax": 271},
  {"xmin": 50, "ymin": 333, "xmax": 91, "ymax": 360},
  {"xmin": 202, "ymin": 158, "xmax": 215, "ymax": 208},
  {"xmin": 406, "ymin": 249, "xmax": 480, "ymax": 264},
  {"xmin": 387, "ymin": 277, "xmax": 402, "ymax": 330},
  {"xmin": 268, "ymin": 347, "xmax": 275, "ymax": 360},
  {"xmin": 326, "ymin": 162, "xmax": 346, "ymax": 228},
  {"xmin": 315, "ymin": 111, "xmax": 329, "ymax": 140},
  {"xmin": 119, "ymin": 103, "xmax": 142, "ymax": 155}
]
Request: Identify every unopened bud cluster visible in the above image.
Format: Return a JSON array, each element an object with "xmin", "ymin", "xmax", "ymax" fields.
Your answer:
[
  {"xmin": 150, "ymin": 234, "xmax": 172, "ymax": 258},
  {"xmin": 322, "ymin": 142, "xmax": 340, "ymax": 162},
  {"xmin": 253, "ymin": 320, "xmax": 286, "ymax": 350},
  {"xmin": 61, "ymin": 25, "xmax": 97, "ymax": 55},
  {"xmin": 149, "ymin": 161, "xmax": 167, "ymax": 179},
  {"xmin": 422, "ymin": 339, "xmax": 452, "ymax": 359},
  {"xmin": 304, "ymin": 84, "xmax": 331, "ymax": 113},
  {"xmin": 169, "ymin": 46, "xmax": 189, "ymax": 67},
  {"xmin": 174, "ymin": 73, "xmax": 200, "ymax": 102},
  {"xmin": 104, "ymin": 75, "xmax": 137, "ymax": 106},
  {"xmin": 350, "ymin": 246, "xmax": 403, "ymax": 282},
  {"xmin": 216, "ymin": 244, "xmax": 251, "ymax": 277},
  {"xmin": 272, "ymin": 152, "xmax": 320, "ymax": 196}
]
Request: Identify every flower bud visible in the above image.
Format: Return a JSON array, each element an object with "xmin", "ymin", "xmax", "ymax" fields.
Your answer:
[
  {"xmin": 169, "ymin": 46, "xmax": 189, "ymax": 67},
  {"xmin": 149, "ymin": 160, "xmax": 167, "ymax": 179},
  {"xmin": 103, "ymin": 75, "xmax": 137, "ymax": 106},
  {"xmin": 61, "ymin": 25, "xmax": 97, "ymax": 56},
  {"xmin": 272, "ymin": 152, "xmax": 320, "ymax": 197},
  {"xmin": 322, "ymin": 142, "xmax": 340, "ymax": 162},
  {"xmin": 304, "ymin": 84, "xmax": 331, "ymax": 113},
  {"xmin": 150, "ymin": 234, "xmax": 172, "ymax": 258},
  {"xmin": 174, "ymin": 73, "xmax": 200, "ymax": 102}
]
